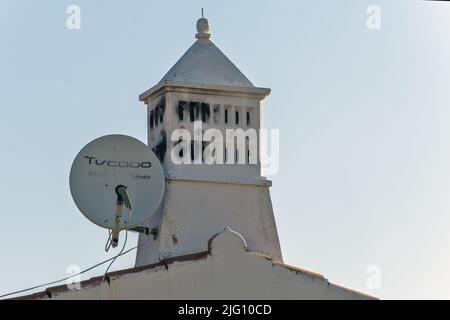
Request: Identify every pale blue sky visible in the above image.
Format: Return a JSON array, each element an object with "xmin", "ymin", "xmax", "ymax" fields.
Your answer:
[{"xmin": 1, "ymin": 0, "xmax": 450, "ymax": 299}]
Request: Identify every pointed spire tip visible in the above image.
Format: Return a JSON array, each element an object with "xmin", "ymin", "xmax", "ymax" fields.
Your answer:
[{"xmin": 196, "ymin": 11, "xmax": 211, "ymax": 39}]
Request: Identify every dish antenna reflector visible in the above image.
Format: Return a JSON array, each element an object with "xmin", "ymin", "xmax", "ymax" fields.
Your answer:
[{"xmin": 69, "ymin": 135, "xmax": 165, "ymax": 247}]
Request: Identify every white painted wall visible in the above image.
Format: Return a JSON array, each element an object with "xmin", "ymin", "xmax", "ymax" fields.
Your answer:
[
  {"xmin": 138, "ymin": 82, "xmax": 283, "ymax": 265},
  {"xmin": 39, "ymin": 229, "xmax": 374, "ymax": 300},
  {"xmin": 136, "ymin": 179, "xmax": 282, "ymax": 266}
]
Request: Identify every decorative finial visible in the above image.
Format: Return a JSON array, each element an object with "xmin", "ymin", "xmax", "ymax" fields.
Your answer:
[{"xmin": 196, "ymin": 9, "xmax": 211, "ymax": 39}]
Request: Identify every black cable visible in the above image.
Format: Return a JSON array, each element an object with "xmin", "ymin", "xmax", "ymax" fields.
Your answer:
[
  {"xmin": 100, "ymin": 230, "xmax": 128, "ymax": 287},
  {"xmin": 105, "ymin": 230, "xmax": 113, "ymax": 252},
  {"xmin": 0, "ymin": 231, "xmax": 151, "ymax": 299}
]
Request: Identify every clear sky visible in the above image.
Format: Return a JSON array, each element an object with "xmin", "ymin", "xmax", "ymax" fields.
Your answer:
[{"xmin": 1, "ymin": 0, "xmax": 449, "ymax": 299}]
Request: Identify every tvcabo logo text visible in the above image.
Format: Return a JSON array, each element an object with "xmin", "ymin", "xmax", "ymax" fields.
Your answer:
[{"xmin": 84, "ymin": 156, "xmax": 152, "ymax": 168}]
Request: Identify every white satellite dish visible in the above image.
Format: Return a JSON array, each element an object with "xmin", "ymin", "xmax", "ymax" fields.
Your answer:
[{"xmin": 69, "ymin": 134, "xmax": 165, "ymax": 247}]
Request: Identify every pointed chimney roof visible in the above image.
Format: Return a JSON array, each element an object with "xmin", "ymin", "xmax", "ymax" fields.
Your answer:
[
  {"xmin": 159, "ymin": 38, "xmax": 254, "ymax": 88},
  {"xmin": 159, "ymin": 16, "xmax": 253, "ymax": 88},
  {"xmin": 139, "ymin": 15, "xmax": 270, "ymax": 102}
]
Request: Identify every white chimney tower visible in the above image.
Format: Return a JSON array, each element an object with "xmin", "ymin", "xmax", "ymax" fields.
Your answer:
[
  {"xmin": 13, "ymin": 14, "xmax": 375, "ymax": 301},
  {"xmin": 135, "ymin": 16, "xmax": 283, "ymax": 266}
]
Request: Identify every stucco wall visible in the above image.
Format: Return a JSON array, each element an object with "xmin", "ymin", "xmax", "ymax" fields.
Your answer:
[
  {"xmin": 33, "ymin": 228, "xmax": 374, "ymax": 300},
  {"xmin": 135, "ymin": 179, "xmax": 283, "ymax": 266}
]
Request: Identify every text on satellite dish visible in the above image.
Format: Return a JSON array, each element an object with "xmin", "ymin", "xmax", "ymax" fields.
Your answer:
[{"xmin": 84, "ymin": 156, "xmax": 152, "ymax": 168}]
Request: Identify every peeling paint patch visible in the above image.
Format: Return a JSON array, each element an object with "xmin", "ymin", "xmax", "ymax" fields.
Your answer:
[
  {"xmin": 201, "ymin": 103, "xmax": 210, "ymax": 122},
  {"xmin": 177, "ymin": 101, "xmax": 186, "ymax": 121},
  {"xmin": 153, "ymin": 131, "xmax": 167, "ymax": 162},
  {"xmin": 149, "ymin": 110, "xmax": 154, "ymax": 129},
  {"xmin": 189, "ymin": 102, "xmax": 200, "ymax": 122},
  {"xmin": 149, "ymin": 97, "xmax": 166, "ymax": 129},
  {"xmin": 158, "ymin": 97, "xmax": 166, "ymax": 123}
]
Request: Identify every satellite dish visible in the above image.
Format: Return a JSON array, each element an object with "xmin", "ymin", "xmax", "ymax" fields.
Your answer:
[{"xmin": 69, "ymin": 135, "xmax": 165, "ymax": 246}]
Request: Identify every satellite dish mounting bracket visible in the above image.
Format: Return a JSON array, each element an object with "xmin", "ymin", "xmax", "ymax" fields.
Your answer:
[
  {"xmin": 129, "ymin": 226, "xmax": 151, "ymax": 236},
  {"xmin": 111, "ymin": 185, "xmax": 132, "ymax": 248}
]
